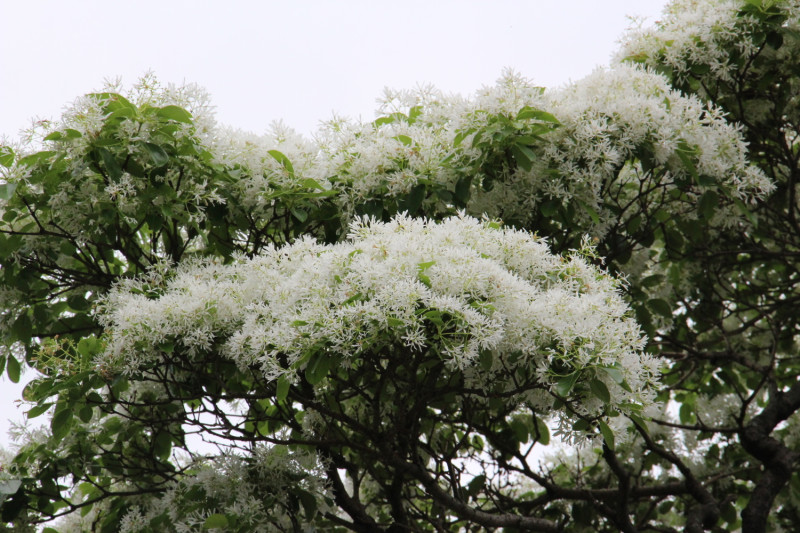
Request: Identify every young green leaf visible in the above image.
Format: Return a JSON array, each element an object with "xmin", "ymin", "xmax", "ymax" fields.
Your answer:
[
  {"xmin": 698, "ymin": 190, "xmax": 719, "ymax": 219},
  {"xmin": 534, "ymin": 416, "xmax": 551, "ymax": 445},
  {"xmin": 291, "ymin": 208, "xmax": 308, "ymax": 223},
  {"xmin": 203, "ymin": 514, "xmax": 229, "ymax": 529},
  {"xmin": 6, "ymin": 354, "xmax": 20, "ymax": 383},
  {"xmin": 276, "ymin": 376, "xmax": 290, "ymax": 402},
  {"xmin": 511, "ymin": 143, "xmax": 536, "ymax": 171},
  {"xmin": 142, "ymin": 142, "xmax": 170, "ymax": 167},
  {"xmin": 590, "ymin": 379, "xmax": 611, "ymax": 404},
  {"xmin": 268, "ymin": 149, "xmax": 295, "ymax": 176},
  {"xmin": 26, "ymin": 402, "xmax": 53, "ymax": 419},
  {"xmin": 296, "ymin": 488, "xmax": 318, "ymax": 519},
  {"xmin": 305, "ymin": 354, "xmax": 334, "ymax": 385},
  {"xmin": 0, "ymin": 145, "xmax": 15, "ymax": 168},
  {"xmin": 510, "ymin": 418, "xmax": 529, "ymax": 443},
  {"xmin": 555, "ymin": 373, "xmax": 579, "ymax": 397},
  {"xmin": 0, "ymin": 183, "xmax": 17, "ymax": 200},
  {"xmin": 516, "ymin": 107, "xmax": 560, "ymax": 124},
  {"xmin": 598, "ymin": 420, "xmax": 615, "ymax": 450},
  {"xmin": 157, "ymin": 105, "xmax": 193, "ymax": 123}
]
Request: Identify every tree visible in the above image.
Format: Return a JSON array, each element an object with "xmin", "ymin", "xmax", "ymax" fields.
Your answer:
[{"xmin": 0, "ymin": 0, "xmax": 798, "ymax": 530}]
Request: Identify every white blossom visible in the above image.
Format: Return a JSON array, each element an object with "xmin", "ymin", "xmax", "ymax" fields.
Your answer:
[{"xmin": 100, "ymin": 213, "xmax": 657, "ymax": 434}]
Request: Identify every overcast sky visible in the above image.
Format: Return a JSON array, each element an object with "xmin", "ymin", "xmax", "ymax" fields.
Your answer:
[{"xmin": 0, "ymin": 0, "xmax": 669, "ymax": 448}]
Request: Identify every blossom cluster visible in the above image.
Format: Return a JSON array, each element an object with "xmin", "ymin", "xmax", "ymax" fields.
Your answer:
[
  {"xmin": 470, "ymin": 65, "xmax": 771, "ymax": 233},
  {"xmin": 0, "ymin": 73, "xmax": 225, "ymax": 251},
  {"xmin": 115, "ymin": 445, "xmax": 330, "ymax": 533},
  {"xmin": 2, "ymin": 60, "xmax": 772, "ymax": 256},
  {"xmin": 196, "ymin": 65, "xmax": 771, "ymax": 238},
  {"xmin": 618, "ymin": 0, "xmax": 800, "ymax": 85},
  {"xmin": 100, "ymin": 214, "xmax": 656, "ymax": 427},
  {"xmin": 618, "ymin": 0, "xmax": 800, "ymax": 153}
]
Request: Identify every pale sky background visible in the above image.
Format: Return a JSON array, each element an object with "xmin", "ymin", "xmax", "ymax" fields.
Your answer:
[{"xmin": 0, "ymin": 0, "xmax": 669, "ymax": 449}]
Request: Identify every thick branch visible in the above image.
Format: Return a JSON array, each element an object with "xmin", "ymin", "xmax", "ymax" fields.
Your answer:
[{"xmin": 739, "ymin": 380, "xmax": 800, "ymax": 533}]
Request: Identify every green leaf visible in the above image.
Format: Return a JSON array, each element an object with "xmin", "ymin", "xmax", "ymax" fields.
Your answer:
[
  {"xmin": 454, "ymin": 176, "xmax": 472, "ymax": 205},
  {"xmin": 78, "ymin": 406, "xmax": 93, "ymax": 423},
  {"xmin": 76, "ymin": 336, "xmax": 100, "ymax": 358},
  {"xmin": 539, "ymin": 199, "xmax": 559, "ymax": 217},
  {"xmin": 301, "ymin": 178, "xmax": 326, "ymax": 190},
  {"xmin": 0, "ymin": 145, "xmax": 15, "ymax": 168},
  {"xmin": 0, "ymin": 182, "xmax": 17, "ymax": 200},
  {"xmin": 142, "ymin": 142, "xmax": 169, "ymax": 167},
  {"xmin": 598, "ymin": 420, "xmax": 615, "ymax": 450},
  {"xmin": 374, "ymin": 115, "xmax": 395, "ymax": 127},
  {"xmin": 516, "ymin": 107, "xmax": 560, "ymax": 124},
  {"xmin": 600, "ymin": 365, "xmax": 625, "ymax": 385},
  {"xmin": 675, "ymin": 141, "xmax": 699, "ymax": 182},
  {"xmin": 654, "ymin": 208, "xmax": 670, "ymax": 222},
  {"xmin": 203, "ymin": 514, "xmax": 229, "ymax": 529},
  {"xmin": 453, "ymin": 128, "xmax": 475, "ymax": 147},
  {"xmin": 510, "ymin": 418, "xmax": 529, "ymax": 443},
  {"xmin": 721, "ymin": 502, "xmax": 738, "ymax": 524},
  {"xmin": 401, "ymin": 184, "xmax": 425, "ymax": 214},
  {"xmin": 268, "ymin": 149, "xmax": 295, "ymax": 176},
  {"xmin": 154, "ymin": 431, "xmax": 172, "ymax": 460},
  {"xmin": 291, "ymin": 208, "xmax": 308, "ymax": 223},
  {"xmin": 555, "ymin": 373, "xmax": 579, "ymax": 397},
  {"xmin": 511, "ymin": 143, "xmax": 536, "ymax": 171},
  {"xmin": 342, "ymin": 292, "xmax": 364, "ymax": 306},
  {"xmin": 478, "ymin": 349, "xmax": 493, "ymax": 371},
  {"xmin": 6, "ymin": 354, "xmax": 20, "ymax": 383},
  {"xmin": 733, "ymin": 197, "xmax": 759, "ymax": 227},
  {"xmin": 572, "ymin": 418, "xmax": 590, "ymax": 432},
  {"xmin": 305, "ymin": 354, "xmax": 334, "ymax": 385},
  {"xmin": 0, "ymin": 480, "xmax": 21, "ymax": 496},
  {"xmin": 393, "ymin": 134, "xmax": 413, "ymax": 146},
  {"xmin": 579, "ymin": 200, "xmax": 600, "ymax": 224},
  {"xmin": 18, "ymin": 150, "xmax": 55, "ymax": 168},
  {"xmin": 51, "ymin": 405, "xmax": 74, "ymax": 441},
  {"xmin": 534, "ymin": 416, "xmax": 550, "ymax": 445},
  {"xmin": 90, "ymin": 92, "xmax": 136, "ymax": 113},
  {"xmin": 97, "ymin": 147, "xmax": 122, "ymax": 180},
  {"xmin": 698, "ymin": 190, "xmax": 719, "ymax": 219},
  {"xmin": 276, "ymin": 376, "xmax": 290, "ymax": 402},
  {"xmin": 648, "ymin": 298, "xmax": 673, "ymax": 317},
  {"xmin": 766, "ymin": 30, "xmax": 784, "ymax": 49},
  {"xmin": 157, "ymin": 105, "xmax": 192, "ymax": 123},
  {"xmin": 417, "ymin": 260, "xmax": 436, "ymax": 272},
  {"xmin": 466, "ymin": 474, "xmax": 486, "ymax": 497},
  {"xmin": 640, "ymin": 274, "xmax": 665, "ymax": 288},
  {"xmin": 68, "ymin": 294, "xmax": 91, "ymax": 311},
  {"xmin": 296, "ymin": 488, "xmax": 318, "ymax": 518},
  {"xmin": 679, "ymin": 403, "xmax": 695, "ymax": 424},
  {"xmin": 26, "ymin": 402, "xmax": 53, "ymax": 419},
  {"xmin": 590, "ymin": 379, "xmax": 611, "ymax": 404}
]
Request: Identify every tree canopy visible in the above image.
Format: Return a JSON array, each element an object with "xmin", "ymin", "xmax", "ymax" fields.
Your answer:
[{"xmin": 1, "ymin": 0, "xmax": 799, "ymax": 531}]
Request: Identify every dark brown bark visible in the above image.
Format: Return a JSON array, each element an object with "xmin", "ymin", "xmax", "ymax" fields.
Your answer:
[{"xmin": 740, "ymin": 381, "xmax": 800, "ymax": 533}]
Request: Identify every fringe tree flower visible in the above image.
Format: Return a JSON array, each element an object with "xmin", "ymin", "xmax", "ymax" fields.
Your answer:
[{"xmin": 99, "ymin": 213, "xmax": 657, "ymax": 439}]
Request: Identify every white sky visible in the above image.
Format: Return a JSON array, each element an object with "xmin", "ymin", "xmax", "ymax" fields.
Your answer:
[{"xmin": 0, "ymin": 0, "xmax": 668, "ymax": 448}]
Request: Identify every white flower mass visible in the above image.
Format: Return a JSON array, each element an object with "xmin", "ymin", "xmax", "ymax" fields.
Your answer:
[{"xmin": 100, "ymin": 213, "xmax": 657, "ymax": 422}]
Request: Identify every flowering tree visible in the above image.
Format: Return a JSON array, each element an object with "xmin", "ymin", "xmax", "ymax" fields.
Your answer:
[{"xmin": 1, "ymin": 0, "xmax": 798, "ymax": 531}]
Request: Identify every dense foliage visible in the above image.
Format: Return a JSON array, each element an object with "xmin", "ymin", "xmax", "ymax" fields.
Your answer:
[{"xmin": 1, "ymin": 0, "xmax": 799, "ymax": 531}]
